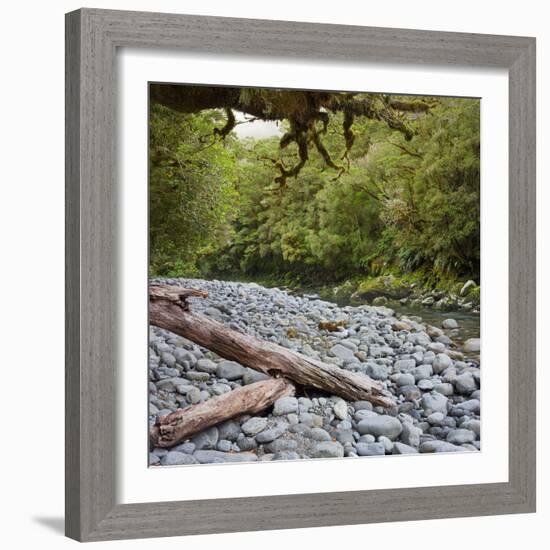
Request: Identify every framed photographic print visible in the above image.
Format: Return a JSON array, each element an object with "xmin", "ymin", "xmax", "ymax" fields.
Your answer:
[{"xmin": 65, "ymin": 8, "xmax": 536, "ymax": 542}]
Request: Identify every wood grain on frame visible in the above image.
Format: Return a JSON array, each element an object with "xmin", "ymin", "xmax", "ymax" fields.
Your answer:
[{"xmin": 65, "ymin": 8, "xmax": 536, "ymax": 541}]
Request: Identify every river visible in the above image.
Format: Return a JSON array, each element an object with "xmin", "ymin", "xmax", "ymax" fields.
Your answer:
[
  {"xmin": 217, "ymin": 275, "xmax": 480, "ymax": 349},
  {"xmin": 291, "ymin": 285, "xmax": 480, "ymax": 348}
]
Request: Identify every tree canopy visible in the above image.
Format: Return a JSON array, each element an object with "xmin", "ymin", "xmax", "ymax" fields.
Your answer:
[
  {"xmin": 151, "ymin": 85, "xmax": 433, "ymax": 185},
  {"xmin": 149, "ymin": 84, "xmax": 480, "ymax": 286}
]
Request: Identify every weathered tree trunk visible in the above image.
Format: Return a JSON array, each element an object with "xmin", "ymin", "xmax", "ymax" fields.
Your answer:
[
  {"xmin": 149, "ymin": 284, "xmax": 393, "ymax": 407},
  {"xmin": 151, "ymin": 378, "xmax": 295, "ymax": 448}
]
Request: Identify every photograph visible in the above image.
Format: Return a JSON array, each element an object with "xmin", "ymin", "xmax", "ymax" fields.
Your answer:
[
  {"xmin": 1, "ymin": 1, "xmax": 540, "ymax": 545},
  {"xmin": 148, "ymin": 83, "xmax": 481, "ymax": 467}
]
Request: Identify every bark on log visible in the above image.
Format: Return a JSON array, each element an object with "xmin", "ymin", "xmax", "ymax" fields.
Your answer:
[
  {"xmin": 151, "ymin": 378, "xmax": 295, "ymax": 448},
  {"xmin": 149, "ymin": 284, "xmax": 393, "ymax": 408}
]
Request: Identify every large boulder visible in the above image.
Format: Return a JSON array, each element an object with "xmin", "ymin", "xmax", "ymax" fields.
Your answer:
[{"xmin": 353, "ymin": 277, "xmax": 413, "ymax": 301}]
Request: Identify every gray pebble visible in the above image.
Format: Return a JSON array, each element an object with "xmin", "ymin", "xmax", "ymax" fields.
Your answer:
[
  {"xmin": 334, "ymin": 429, "xmax": 356, "ymax": 445},
  {"xmin": 241, "ymin": 416, "xmax": 268, "ymax": 436},
  {"xmin": 310, "ymin": 441, "xmax": 344, "ymax": 458},
  {"xmin": 172, "ymin": 442, "xmax": 196, "ymax": 454},
  {"xmin": 454, "ymin": 372, "xmax": 477, "ymax": 394},
  {"xmin": 353, "ymin": 401, "xmax": 374, "ymax": 412},
  {"xmin": 265, "ymin": 438, "xmax": 298, "ymax": 453},
  {"xmin": 460, "ymin": 419, "xmax": 481, "ymax": 437},
  {"xmin": 237, "ymin": 437, "xmax": 258, "ymax": 451},
  {"xmin": 413, "ymin": 364, "xmax": 433, "ymax": 381},
  {"xmin": 427, "ymin": 412, "xmax": 446, "ymax": 425},
  {"xmin": 299, "ymin": 412, "xmax": 323, "ymax": 428},
  {"xmin": 394, "ymin": 359, "xmax": 416, "ymax": 372},
  {"xmin": 463, "ymin": 338, "xmax": 481, "ymax": 353},
  {"xmin": 161, "ymin": 451, "xmax": 198, "ymax": 465},
  {"xmin": 192, "ymin": 427, "xmax": 219, "ymax": 450},
  {"xmin": 419, "ymin": 440, "xmax": 463, "ymax": 453},
  {"xmin": 242, "ymin": 368, "xmax": 270, "ymax": 385},
  {"xmin": 217, "ymin": 420, "xmax": 241, "ymax": 442},
  {"xmin": 186, "ymin": 387, "xmax": 201, "ymax": 404},
  {"xmin": 378, "ymin": 436, "xmax": 394, "ymax": 453},
  {"xmin": 330, "ymin": 344, "xmax": 356, "ymax": 362},
  {"xmin": 400, "ymin": 423, "xmax": 422, "ymax": 447},
  {"xmin": 391, "ymin": 373, "xmax": 416, "ymax": 386},
  {"xmin": 357, "ymin": 415, "xmax": 402, "ymax": 440},
  {"xmin": 161, "ymin": 352, "xmax": 176, "ymax": 367},
  {"xmin": 433, "ymin": 383, "xmax": 454, "ymax": 396},
  {"xmin": 186, "ymin": 371, "xmax": 211, "ymax": 382},
  {"xmin": 421, "ymin": 392, "xmax": 448, "ymax": 414},
  {"xmin": 273, "ymin": 396, "xmax": 298, "ymax": 415},
  {"xmin": 149, "ymin": 452, "xmax": 160, "ymax": 465},
  {"xmin": 332, "ymin": 398, "xmax": 349, "ymax": 420},
  {"xmin": 273, "ymin": 451, "xmax": 301, "ymax": 461},
  {"xmin": 195, "ymin": 359, "xmax": 217, "ymax": 373},
  {"xmin": 417, "ymin": 379, "xmax": 434, "ymax": 391},
  {"xmin": 194, "ymin": 450, "xmax": 258, "ymax": 463},
  {"xmin": 356, "ymin": 442, "xmax": 385, "ymax": 456},
  {"xmin": 216, "ymin": 439, "xmax": 232, "ymax": 452},
  {"xmin": 447, "ymin": 428, "xmax": 476, "ymax": 445},
  {"xmin": 256, "ymin": 422, "xmax": 288, "ymax": 443},
  {"xmin": 216, "ymin": 360, "xmax": 246, "ymax": 380},
  {"xmin": 392, "ymin": 442, "xmax": 419, "ymax": 454},
  {"xmin": 309, "ymin": 428, "xmax": 332, "ymax": 441},
  {"xmin": 432, "ymin": 353, "xmax": 453, "ymax": 374},
  {"xmin": 211, "ymin": 383, "xmax": 231, "ymax": 395},
  {"xmin": 287, "ymin": 413, "xmax": 299, "ymax": 425},
  {"xmin": 151, "ymin": 447, "xmax": 168, "ymax": 458}
]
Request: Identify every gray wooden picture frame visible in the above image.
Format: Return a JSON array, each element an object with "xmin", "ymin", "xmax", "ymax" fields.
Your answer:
[{"xmin": 65, "ymin": 8, "xmax": 536, "ymax": 542}]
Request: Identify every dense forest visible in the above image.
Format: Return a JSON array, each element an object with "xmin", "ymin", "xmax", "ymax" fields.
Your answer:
[{"xmin": 149, "ymin": 87, "xmax": 480, "ymax": 292}]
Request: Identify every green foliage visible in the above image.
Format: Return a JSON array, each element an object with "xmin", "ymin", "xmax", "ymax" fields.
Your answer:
[
  {"xmin": 149, "ymin": 94, "xmax": 480, "ymax": 285},
  {"xmin": 371, "ymin": 99, "xmax": 481, "ymax": 278},
  {"xmin": 149, "ymin": 105, "xmax": 237, "ymax": 275}
]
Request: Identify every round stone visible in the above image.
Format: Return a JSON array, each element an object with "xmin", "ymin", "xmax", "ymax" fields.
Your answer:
[
  {"xmin": 356, "ymin": 442, "xmax": 385, "ymax": 456},
  {"xmin": 463, "ymin": 338, "xmax": 481, "ymax": 353},
  {"xmin": 273, "ymin": 396, "xmax": 299, "ymax": 415},
  {"xmin": 241, "ymin": 416, "xmax": 268, "ymax": 436},
  {"xmin": 332, "ymin": 399, "xmax": 349, "ymax": 420},
  {"xmin": 421, "ymin": 392, "xmax": 449, "ymax": 414},
  {"xmin": 357, "ymin": 415, "xmax": 402, "ymax": 440},
  {"xmin": 161, "ymin": 451, "xmax": 198, "ymax": 466},
  {"xmin": 432, "ymin": 353, "xmax": 453, "ymax": 374},
  {"xmin": 216, "ymin": 361, "xmax": 246, "ymax": 380},
  {"xmin": 446, "ymin": 428, "xmax": 476, "ymax": 445},
  {"xmin": 310, "ymin": 441, "xmax": 344, "ymax": 458}
]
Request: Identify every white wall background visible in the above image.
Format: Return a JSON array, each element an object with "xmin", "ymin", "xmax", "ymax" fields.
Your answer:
[{"xmin": 0, "ymin": 0, "xmax": 546, "ymax": 548}]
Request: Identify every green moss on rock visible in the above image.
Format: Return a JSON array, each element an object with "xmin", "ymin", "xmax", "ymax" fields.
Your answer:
[{"xmin": 354, "ymin": 275, "xmax": 413, "ymax": 301}]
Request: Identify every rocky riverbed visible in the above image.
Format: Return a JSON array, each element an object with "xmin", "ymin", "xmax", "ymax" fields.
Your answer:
[{"xmin": 149, "ymin": 278, "xmax": 481, "ymax": 466}]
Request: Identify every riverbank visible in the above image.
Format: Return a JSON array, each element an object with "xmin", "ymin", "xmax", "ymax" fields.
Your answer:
[
  {"xmin": 298, "ymin": 275, "xmax": 480, "ymax": 313},
  {"xmin": 211, "ymin": 272, "xmax": 480, "ymax": 344},
  {"xmin": 205, "ymin": 271, "xmax": 480, "ymax": 312},
  {"xmin": 149, "ymin": 278, "xmax": 481, "ymax": 466}
]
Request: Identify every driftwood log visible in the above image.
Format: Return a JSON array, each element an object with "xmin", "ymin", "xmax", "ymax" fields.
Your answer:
[
  {"xmin": 151, "ymin": 378, "xmax": 295, "ymax": 448},
  {"xmin": 149, "ymin": 284, "xmax": 393, "ymax": 407}
]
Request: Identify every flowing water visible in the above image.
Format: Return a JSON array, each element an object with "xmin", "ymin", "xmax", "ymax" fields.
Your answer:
[{"xmin": 295, "ymin": 285, "xmax": 480, "ymax": 347}]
